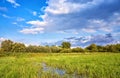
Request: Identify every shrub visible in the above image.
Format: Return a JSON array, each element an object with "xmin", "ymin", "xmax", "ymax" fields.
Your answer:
[
  {"xmin": 60, "ymin": 49, "xmax": 72, "ymax": 53},
  {"xmin": 72, "ymin": 47, "xmax": 85, "ymax": 53}
]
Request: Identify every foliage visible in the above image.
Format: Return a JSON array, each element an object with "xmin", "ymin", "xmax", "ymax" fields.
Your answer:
[
  {"xmin": 61, "ymin": 42, "xmax": 71, "ymax": 49},
  {"xmin": 1, "ymin": 40, "xmax": 13, "ymax": 52},
  {"xmin": 60, "ymin": 49, "xmax": 72, "ymax": 53},
  {"xmin": 0, "ymin": 40, "xmax": 120, "ymax": 53},
  {"xmin": 96, "ymin": 45, "xmax": 105, "ymax": 52},
  {"xmin": 0, "ymin": 53, "xmax": 119, "ymax": 78},
  {"xmin": 86, "ymin": 43, "xmax": 98, "ymax": 52},
  {"xmin": 72, "ymin": 47, "xmax": 84, "ymax": 53},
  {"xmin": 11, "ymin": 43, "xmax": 26, "ymax": 52},
  {"xmin": 50, "ymin": 46, "xmax": 61, "ymax": 53}
]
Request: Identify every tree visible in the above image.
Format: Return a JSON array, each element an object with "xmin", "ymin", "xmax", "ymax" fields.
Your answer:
[
  {"xmin": 1, "ymin": 40, "xmax": 13, "ymax": 52},
  {"xmin": 72, "ymin": 47, "xmax": 84, "ymax": 53},
  {"xmin": 115, "ymin": 44, "xmax": 120, "ymax": 52},
  {"xmin": 60, "ymin": 49, "xmax": 72, "ymax": 53},
  {"xmin": 86, "ymin": 43, "xmax": 98, "ymax": 52},
  {"xmin": 61, "ymin": 42, "xmax": 71, "ymax": 49},
  {"xmin": 105, "ymin": 44, "xmax": 119, "ymax": 52},
  {"xmin": 26, "ymin": 45, "xmax": 40, "ymax": 52},
  {"xmin": 11, "ymin": 42, "xmax": 26, "ymax": 52},
  {"xmin": 50, "ymin": 46, "xmax": 61, "ymax": 53},
  {"xmin": 97, "ymin": 45, "xmax": 105, "ymax": 52}
]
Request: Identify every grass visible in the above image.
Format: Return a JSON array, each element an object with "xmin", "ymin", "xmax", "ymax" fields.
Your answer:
[{"xmin": 0, "ymin": 52, "xmax": 120, "ymax": 78}]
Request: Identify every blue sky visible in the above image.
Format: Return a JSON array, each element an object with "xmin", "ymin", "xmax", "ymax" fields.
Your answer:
[{"xmin": 0, "ymin": 0, "xmax": 120, "ymax": 46}]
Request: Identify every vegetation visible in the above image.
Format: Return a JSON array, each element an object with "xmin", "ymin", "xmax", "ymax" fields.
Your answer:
[
  {"xmin": 61, "ymin": 42, "xmax": 71, "ymax": 49},
  {"xmin": 0, "ymin": 40, "xmax": 120, "ymax": 53},
  {"xmin": 0, "ymin": 53, "xmax": 119, "ymax": 78},
  {"xmin": 0, "ymin": 40, "xmax": 120, "ymax": 78},
  {"xmin": 1, "ymin": 40, "xmax": 13, "ymax": 52}
]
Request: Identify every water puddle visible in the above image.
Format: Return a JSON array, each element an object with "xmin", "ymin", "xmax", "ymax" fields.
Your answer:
[
  {"xmin": 42, "ymin": 63, "xmax": 65, "ymax": 76},
  {"xmin": 39, "ymin": 62, "xmax": 87, "ymax": 78}
]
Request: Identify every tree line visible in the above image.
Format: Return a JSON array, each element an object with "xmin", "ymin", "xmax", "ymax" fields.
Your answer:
[{"xmin": 0, "ymin": 40, "xmax": 120, "ymax": 53}]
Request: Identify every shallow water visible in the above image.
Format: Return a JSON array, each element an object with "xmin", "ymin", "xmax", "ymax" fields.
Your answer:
[
  {"xmin": 40, "ymin": 62, "xmax": 87, "ymax": 78},
  {"xmin": 42, "ymin": 63, "xmax": 66, "ymax": 75}
]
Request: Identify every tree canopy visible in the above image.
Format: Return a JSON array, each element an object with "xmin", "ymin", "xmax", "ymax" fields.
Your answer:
[{"xmin": 61, "ymin": 42, "xmax": 71, "ymax": 49}]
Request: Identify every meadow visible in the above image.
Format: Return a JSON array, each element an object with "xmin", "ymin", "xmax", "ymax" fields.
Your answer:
[{"xmin": 0, "ymin": 53, "xmax": 120, "ymax": 78}]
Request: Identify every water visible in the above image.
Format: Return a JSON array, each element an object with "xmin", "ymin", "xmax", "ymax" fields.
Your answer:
[
  {"xmin": 42, "ymin": 63, "xmax": 65, "ymax": 76},
  {"xmin": 40, "ymin": 62, "xmax": 87, "ymax": 78}
]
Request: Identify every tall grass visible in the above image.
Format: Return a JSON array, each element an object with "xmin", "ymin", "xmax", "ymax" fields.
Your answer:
[{"xmin": 0, "ymin": 53, "xmax": 120, "ymax": 78}]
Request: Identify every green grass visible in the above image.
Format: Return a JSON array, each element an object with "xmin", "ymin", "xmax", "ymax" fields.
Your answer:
[{"xmin": 0, "ymin": 53, "xmax": 120, "ymax": 78}]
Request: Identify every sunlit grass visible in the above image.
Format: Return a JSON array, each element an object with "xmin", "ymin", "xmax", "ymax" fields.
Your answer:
[{"xmin": 0, "ymin": 53, "xmax": 120, "ymax": 78}]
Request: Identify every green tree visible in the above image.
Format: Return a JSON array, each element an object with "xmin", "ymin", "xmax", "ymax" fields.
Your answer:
[
  {"xmin": 72, "ymin": 47, "xmax": 84, "ymax": 53},
  {"xmin": 97, "ymin": 45, "xmax": 104, "ymax": 52},
  {"xmin": 86, "ymin": 43, "xmax": 98, "ymax": 52},
  {"xmin": 26, "ymin": 45, "xmax": 40, "ymax": 52},
  {"xmin": 60, "ymin": 49, "xmax": 72, "ymax": 53},
  {"xmin": 61, "ymin": 42, "xmax": 71, "ymax": 49},
  {"xmin": 12, "ymin": 42, "xmax": 26, "ymax": 52},
  {"xmin": 1, "ymin": 40, "xmax": 13, "ymax": 52},
  {"xmin": 105, "ymin": 44, "xmax": 119, "ymax": 52},
  {"xmin": 115, "ymin": 44, "xmax": 120, "ymax": 52},
  {"xmin": 50, "ymin": 46, "xmax": 61, "ymax": 53}
]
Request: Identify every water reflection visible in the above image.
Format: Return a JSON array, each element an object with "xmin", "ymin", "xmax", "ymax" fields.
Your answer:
[
  {"xmin": 41, "ymin": 63, "xmax": 87, "ymax": 78},
  {"xmin": 42, "ymin": 63, "xmax": 65, "ymax": 76}
]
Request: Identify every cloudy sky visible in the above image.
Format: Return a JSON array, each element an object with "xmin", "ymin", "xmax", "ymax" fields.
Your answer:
[{"xmin": 0, "ymin": 0, "xmax": 120, "ymax": 46}]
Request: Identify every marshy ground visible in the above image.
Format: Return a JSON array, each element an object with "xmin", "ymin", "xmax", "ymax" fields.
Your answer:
[{"xmin": 0, "ymin": 53, "xmax": 120, "ymax": 78}]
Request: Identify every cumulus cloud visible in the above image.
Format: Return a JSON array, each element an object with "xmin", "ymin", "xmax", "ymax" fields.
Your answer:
[
  {"xmin": 20, "ymin": 0, "xmax": 120, "ymax": 34},
  {"xmin": 26, "ymin": 20, "xmax": 47, "ymax": 27},
  {"xmin": 20, "ymin": 20, "xmax": 47, "ymax": 34},
  {"xmin": 6, "ymin": 0, "xmax": 20, "ymax": 8},
  {"xmin": 45, "ymin": 0, "xmax": 81, "ymax": 14},
  {"xmin": 20, "ymin": 27, "xmax": 44, "ymax": 34}
]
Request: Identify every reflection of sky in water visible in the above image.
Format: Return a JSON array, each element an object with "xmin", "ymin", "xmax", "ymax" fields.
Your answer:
[
  {"xmin": 42, "ymin": 63, "xmax": 65, "ymax": 75},
  {"xmin": 41, "ymin": 63, "xmax": 86, "ymax": 78}
]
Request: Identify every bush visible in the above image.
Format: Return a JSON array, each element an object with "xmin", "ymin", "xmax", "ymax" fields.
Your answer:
[
  {"xmin": 50, "ymin": 46, "xmax": 61, "ymax": 53},
  {"xmin": 72, "ymin": 47, "xmax": 85, "ymax": 53},
  {"xmin": 60, "ymin": 49, "xmax": 72, "ymax": 53}
]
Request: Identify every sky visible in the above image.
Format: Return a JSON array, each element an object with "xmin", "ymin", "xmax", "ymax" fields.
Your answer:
[{"xmin": 0, "ymin": 0, "xmax": 120, "ymax": 47}]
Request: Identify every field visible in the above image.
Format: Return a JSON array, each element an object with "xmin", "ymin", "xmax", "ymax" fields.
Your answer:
[{"xmin": 0, "ymin": 53, "xmax": 120, "ymax": 78}]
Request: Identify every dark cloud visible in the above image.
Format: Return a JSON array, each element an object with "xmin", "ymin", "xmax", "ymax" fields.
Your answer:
[{"xmin": 81, "ymin": 0, "xmax": 120, "ymax": 19}]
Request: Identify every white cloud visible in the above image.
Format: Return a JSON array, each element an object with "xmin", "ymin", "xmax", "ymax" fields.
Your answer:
[
  {"xmin": 45, "ymin": 0, "xmax": 80, "ymax": 14},
  {"xmin": 45, "ymin": 0, "xmax": 104, "ymax": 15},
  {"xmin": 87, "ymin": 13, "xmax": 120, "ymax": 32},
  {"xmin": 0, "ymin": 37, "xmax": 6, "ymax": 42},
  {"xmin": 0, "ymin": 7, "xmax": 7, "ymax": 11},
  {"xmin": 20, "ymin": 0, "xmax": 120, "ymax": 35},
  {"xmin": 20, "ymin": 20, "xmax": 47, "ymax": 34},
  {"xmin": 20, "ymin": 28, "xmax": 44, "ymax": 34},
  {"xmin": 6, "ymin": 0, "xmax": 20, "ymax": 8},
  {"xmin": 16, "ymin": 17, "xmax": 25, "ymax": 22},
  {"xmin": 12, "ymin": 22, "xmax": 17, "ymax": 25},
  {"xmin": 82, "ymin": 28, "xmax": 96, "ymax": 33},
  {"xmin": 2, "ymin": 14, "xmax": 11, "ymax": 18},
  {"xmin": 26, "ymin": 20, "xmax": 47, "ymax": 27},
  {"xmin": 32, "ymin": 11, "xmax": 37, "ymax": 16}
]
